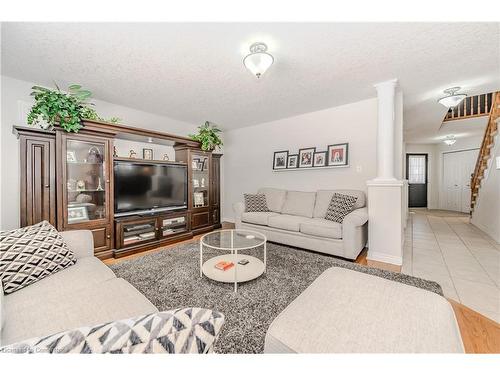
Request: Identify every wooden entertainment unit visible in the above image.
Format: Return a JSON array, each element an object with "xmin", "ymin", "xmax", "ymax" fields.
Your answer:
[{"xmin": 13, "ymin": 120, "xmax": 222, "ymax": 260}]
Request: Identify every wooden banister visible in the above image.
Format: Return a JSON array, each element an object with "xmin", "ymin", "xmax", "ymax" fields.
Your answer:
[
  {"xmin": 443, "ymin": 92, "xmax": 494, "ymax": 122},
  {"xmin": 470, "ymin": 91, "xmax": 500, "ymax": 213}
]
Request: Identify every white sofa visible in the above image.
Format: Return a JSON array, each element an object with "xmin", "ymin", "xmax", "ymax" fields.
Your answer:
[
  {"xmin": 0, "ymin": 230, "xmax": 158, "ymax": 347},
  {"xmin": 233, "ymin": 188, "xmax": 368, "ymax": 260}
]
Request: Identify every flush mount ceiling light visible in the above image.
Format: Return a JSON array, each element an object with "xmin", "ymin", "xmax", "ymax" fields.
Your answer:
[
  {"xmin": 443, "ymin": 135, "xmax": 457, "ymax": 146},
  {"xmin": 438, "ymin": 87, "xmax": 467, "ymax": 108},
  {"xmin": 243, "ymin": 42, "xmax": 274, "ymax": 79}
]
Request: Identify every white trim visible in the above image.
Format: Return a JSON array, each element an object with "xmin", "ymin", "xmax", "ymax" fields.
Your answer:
[
  {"xmin": 367, "ymin": 251, "xmax": 403, "ymax": 266},
  {"xmin": 367, "ymin": 179, "xmax": 405, "ymax": 187}
]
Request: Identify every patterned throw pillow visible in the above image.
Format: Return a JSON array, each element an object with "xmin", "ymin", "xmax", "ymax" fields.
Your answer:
[
  {"xmin": 325, "ymin": 193, "xmax": 358, "ymax": 223},
  {"xmin": 244, "ymin": 193, "xmax": 270, "ymax": 212},
  {"xmin": 0, "ymin": 221, "xmax": 76, "ymax": 295},
  {"xmin": 0, "ymin": 308, "xmax": 225, "ymax": 354}
]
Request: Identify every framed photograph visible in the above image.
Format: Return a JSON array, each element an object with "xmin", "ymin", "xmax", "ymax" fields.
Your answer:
[
  {"xmin": 66, "ymin": 150, "xmax": 77, "ymax": 163},
  {"xmin": 298, "ymin": 147, "xmax": 315, "ymax": 168},
  {"xmin": 313, "ymin": 151, "xmax": 327, "ymax": 167},
  {"xmin": 287, "ymin": 154, "xmax": 298, "ymax": 168},
  {"xmin": 327, "ymin": 143, "xmax": 349, "ymax": 166},
  {"xmin": 192, "ymin": 158, "xmax": 200, "ymax": 170},
  {"xmin": 273, "ymin": 150, "xmax": 288, "ymax": 170},
  {"xmin": 67, "ymin": 206, "xmax": 89, "ymax": 224},
  {"xmin": 143, "ymin": 148, "xmax": 153, "ymax": 160}
]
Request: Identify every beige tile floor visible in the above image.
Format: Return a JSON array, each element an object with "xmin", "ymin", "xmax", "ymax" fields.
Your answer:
[{"xmin": 402, "ymin": 209, "xmax": 500, "ymax": 323}]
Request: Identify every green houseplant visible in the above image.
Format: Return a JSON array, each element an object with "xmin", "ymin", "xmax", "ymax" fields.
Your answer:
[
  {"xmin": 189, "ymin": 121, "xmax": 223, "ymax": 151},
  {"xmin": 28, "ymin": 83, "xmax": 119, "ymax": 133}
]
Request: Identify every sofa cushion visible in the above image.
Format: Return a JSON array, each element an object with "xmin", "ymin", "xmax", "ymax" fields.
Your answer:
[
  {"xmin": 281, "ymin": 191, "xmax": 316, "ymax": 218},
  {"xmin": 257, "ymin": 188, "xmax": 287, "ymax": 213},
  {"xmin": 313, "ymin": 190, "xmax": 366, "ymax": 218},
  {"xmin": 0, "ymin": 221, "xmax": 76, "ymax": 295},
  {"xmin": 268, "ymin": 215, "xmax": 314, "ymax": 232},
  {"xmin": 1, "ymin": 308, "xmax": 225, "ymax": 354},
  {"xmin": 300, "ymin": 219, "xmax": 342, "ymax": 239},
  {"xmin": 241, "ymin": 212, "xmax": 279, "ymax": 226},
  {"xmin": 244, "ymin": 193, "xmax": 270, "ymax": 212},
  {"xmin": 2, "ymin": 278, "xmax": 158, "ymax": 346},
  {"xmin": 264, "ymin": 267, "xmax": 464, "ymax": 353},
  {"xmin": 4, "ymin": 257, "xmax": 116, "ymax": 306}
]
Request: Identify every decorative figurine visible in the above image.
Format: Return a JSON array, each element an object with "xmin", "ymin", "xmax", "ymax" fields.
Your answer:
[
  {"xmin": 96, "ymin": 177, "xmax": 104, "ymax": 191},
  {"xmin": 76, "ymin": 180, "xmax": 86, "ymax": 191},
  {"xmin": 113, "ymin": 146, "xmax": 118, "ymax": 157},
  {"xmin": 129, "ymin": 150, "xmax": 137, "ymax": 158},
  {"xmin": 163, "ymin": 154, "xmax": 169, "ymax": 161}
]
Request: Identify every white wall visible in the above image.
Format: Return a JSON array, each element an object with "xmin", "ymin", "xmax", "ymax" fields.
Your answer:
[
  {"xmin": 222, "ymin": 98, "xmax": 378, "ymax": 222},
  {"xmin": 471, "ymin": 132, "xmax": 500, "ymax": 243},
  {"xmin": 0, "ymin": 75, "xmax": 199, "ymax": 230}
]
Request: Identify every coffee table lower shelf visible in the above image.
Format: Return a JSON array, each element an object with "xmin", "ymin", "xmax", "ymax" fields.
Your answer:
[{"xmin": 201, "ymin": 255, "xmax": 265, "ymax": 292}]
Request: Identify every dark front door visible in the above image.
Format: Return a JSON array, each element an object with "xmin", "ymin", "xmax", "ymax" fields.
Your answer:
[{"xmin": 406, "ymin": 154, "xmax": 428, "ymax": 208}]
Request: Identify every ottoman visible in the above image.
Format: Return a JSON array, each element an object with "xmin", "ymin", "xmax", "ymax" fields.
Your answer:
[{"xmin": 264, "ymin": 267, "xmax": 464, "ymax": 353}]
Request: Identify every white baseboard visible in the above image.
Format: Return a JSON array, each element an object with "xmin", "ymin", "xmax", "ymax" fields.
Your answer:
[{"xmin": 366, "ymin": 251, "xmax": 403, "ymax": 266}]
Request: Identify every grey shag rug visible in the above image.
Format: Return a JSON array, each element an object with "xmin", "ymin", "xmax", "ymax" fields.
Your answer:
[{"xmin": 110, "ymin": 242, "xmax": 442, "ymax": 354}]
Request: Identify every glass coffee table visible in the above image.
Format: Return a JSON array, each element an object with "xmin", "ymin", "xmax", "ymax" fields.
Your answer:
[{"xmin": 199, "ymin": 229, "xmax": 267, "ymax": 292}]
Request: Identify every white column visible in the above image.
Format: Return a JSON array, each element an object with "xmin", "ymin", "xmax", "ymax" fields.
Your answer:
[
  {"xmin": 374, "ymin": 79, "xmax": 398, "ymax": 181},
  {"xmin": 367, "ymin": 78, "xmax": 404, "ymax": 267}
]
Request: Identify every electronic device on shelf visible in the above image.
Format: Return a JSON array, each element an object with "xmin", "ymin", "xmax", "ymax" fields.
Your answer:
[
  {"xmin": 114, "ymin": 160, "xmax": 188, "ymax": 217},
  {"xmin": 124, "ymin": 224, "xmax": 154, "ymax": 232}
]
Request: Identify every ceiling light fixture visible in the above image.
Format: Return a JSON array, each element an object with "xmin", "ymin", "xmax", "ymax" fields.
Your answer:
[
  {"xmin": 438, "ymin": 87, "xmax": 467, "ymax": 108},
  {"xmin": 243, "ymin": 42, "xmax": 274, "ymax": 79},
  {"xmin": 443, "ymin": 135, "xmax": 457, "ymax": 146}
]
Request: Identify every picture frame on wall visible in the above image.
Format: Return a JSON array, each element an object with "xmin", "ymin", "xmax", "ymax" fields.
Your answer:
[
  {"xmin": 298, "ymin": 147, "xmax": 315, "ymax": 168},
  {"xmin": 273, "ymin": 150, "xmax": 288, "ymax": 170},
  {"xmin": 287, "ymin": 154, "xmax": 298, "ymax": 168},
  {"xmin": 143, "ymin": 148, "xmax": 153, "ymax": 160},
  {"xmin": 327, "ymin": 143, "xmax": 349, "ymax": 166},
  {"xmin": 313, "ymin": 151, "xmax": 327, "ymax": 167}
]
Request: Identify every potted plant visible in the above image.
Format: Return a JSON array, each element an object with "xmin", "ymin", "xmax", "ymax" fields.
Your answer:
[
  {"xmin": 28, "ymin": 83, "xmax": 120, "ymax": 132},
  {"xmin": 189, "ymin": 121, "xmax": 223, "ymax": 151}
]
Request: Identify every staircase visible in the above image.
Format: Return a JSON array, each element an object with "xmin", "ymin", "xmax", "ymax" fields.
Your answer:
[
  {"xmin": 443, "ymin": 92, "xmax": 494, "ymax": 122},
  {"xmin": 470, "ymin": 91, "xmax": 500, "ymax": 213}
]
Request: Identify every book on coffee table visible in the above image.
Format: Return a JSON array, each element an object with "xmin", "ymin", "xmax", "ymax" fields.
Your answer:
[{"xmin": 214, "ymin": 261, "xmax": 234, "ymax": 271}]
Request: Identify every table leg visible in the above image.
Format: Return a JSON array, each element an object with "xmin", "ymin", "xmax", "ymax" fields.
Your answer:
[
  {"xmin": 199, "ymin": 241, "xmax": 203, "ymax": 277},
  {"xmin": 234, "ymin": 248, "xmax": 238, "ymax": 293},
  {"xmin": 264, "ymin": 241, "xmax": 267, "ymax": 273}
]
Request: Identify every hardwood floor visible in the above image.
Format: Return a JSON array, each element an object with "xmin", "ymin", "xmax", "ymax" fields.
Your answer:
[{"xmin": 104, "ymin": 222, "xmax": 499, "ymax": 353}]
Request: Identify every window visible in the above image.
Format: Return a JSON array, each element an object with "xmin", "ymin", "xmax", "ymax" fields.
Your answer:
[{"xmin": 408, "ymin": 155, "xmax": 426, "ymax": 184}]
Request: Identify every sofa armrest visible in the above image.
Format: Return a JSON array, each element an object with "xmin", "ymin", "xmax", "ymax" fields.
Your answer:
[
  {"xmin": 343, "ymin": 207, "xmax": 368, "ymax": 228},
  {"xmin": 59, "ymin": 230, "xmax": 94, "ymax": 259},
  {"xmin": 233, "ymin": 202, "xmax": 245, "ymax": 228},
  {"xmin": 342, "ymin": 207, "xmax": 368, "ymax": 259},
  {"xmin": 0, "ymin": 308, "xmax": 225, "ymax": 354}
]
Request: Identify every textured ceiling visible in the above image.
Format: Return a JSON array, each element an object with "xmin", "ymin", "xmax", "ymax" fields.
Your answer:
[{"xmin": 1, "ymin": 22, "xmax": 499, "ymax": 138}]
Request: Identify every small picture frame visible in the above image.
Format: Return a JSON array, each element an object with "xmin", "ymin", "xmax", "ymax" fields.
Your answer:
[
  {"xmin": 192, "ymin": 158, "xmax": 200, "ymax": 170},
  {"xmin": 327, "ymin": 143, "xmax": 349, "ymax": 166},
  {"xmin": 67, "ymin": 206, "xmax": 89, "ymax": 224},
  {"xmin": 143, "ymin": 148, "xmax": 153, "ymax": 160},
  {"xmin": 313, "ymin": 151, "xmax": 327, "ymax": 167},
  {"xmin": 273, "ymin": 150, "xmax": 288, "ymax": 170},
  {"xmin": 287, "ymin": 154, "xmax": 298, "ymax": 168},
  {"xmin": 66, "ymin": 151, "xmax": 77, "ymax": 163},
  {"xmin": 298, "ymin": 147, "xmax": 315, "ymax": 168}
]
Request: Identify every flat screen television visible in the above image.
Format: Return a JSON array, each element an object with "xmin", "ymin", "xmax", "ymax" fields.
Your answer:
[{"xmin": 114, "ymin": 161, "xmax": 188, "ymax": 216}]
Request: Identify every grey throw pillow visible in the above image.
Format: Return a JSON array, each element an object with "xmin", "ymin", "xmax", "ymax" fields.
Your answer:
[
  {"xmin": 325, "ymin": 193, "xmax": 358, "ymax": 223},
  {"xmin": 0, "ymin": 221, "xmax": 76, "ymax": 295},
  {"xmin": 244, "ymin": 194, "xmax": 270, "ymax": 212}
]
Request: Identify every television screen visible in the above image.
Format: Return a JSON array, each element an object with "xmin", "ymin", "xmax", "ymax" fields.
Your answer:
[{"xmin": 114, "ymin": 161, "xmax": 187, "ymax": 214}]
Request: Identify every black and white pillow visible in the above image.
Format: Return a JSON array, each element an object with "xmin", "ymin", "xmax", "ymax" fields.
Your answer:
[
  {"xmin": 0, "ymin": 221, "xmax": 76, "ymax": 295},
  {"xmin": 244, "ymin": 194, "xmax": 270, "ymax": 212},
  {"xmin": 0, "ymin": 308, "xmax": 225, "ymax": 354},
  {"xmin": 325, "ymin": 193, "xmax": 358, "ymax": 223}
]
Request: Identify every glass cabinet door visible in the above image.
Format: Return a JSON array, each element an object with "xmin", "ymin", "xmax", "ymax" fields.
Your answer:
[
  {"xmin": 191, "ymin": 152, "xmax": 210, "ymax": 208},
  {"xmin": 65, "ymin": 138, "xmax": 108, "ymax": 224}
]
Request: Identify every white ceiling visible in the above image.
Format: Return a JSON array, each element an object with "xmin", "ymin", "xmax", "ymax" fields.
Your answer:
[{"xmin": 1, "ymin": 23, "xmax": 499, "ymax": 136}]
